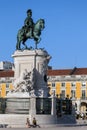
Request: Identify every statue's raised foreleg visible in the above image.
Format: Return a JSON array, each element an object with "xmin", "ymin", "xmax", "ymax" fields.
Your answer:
[
  {"xmin": 34, "ymin": 37, "xmax": 41, "ymax": 49},
  {"xmin": 36, "ymin": 36, "xmax": 41, "ymax": 43}
]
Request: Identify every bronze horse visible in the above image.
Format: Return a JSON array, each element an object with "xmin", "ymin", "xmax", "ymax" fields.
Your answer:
[{"xmin": 16, "ymin": 19, "xmax": 45, "ymax": 50}]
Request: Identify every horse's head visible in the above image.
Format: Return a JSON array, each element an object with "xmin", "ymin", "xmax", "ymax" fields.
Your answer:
[
  {"xmin": 35, "ymin": 19, "xmax": 45, "ymax": 31},
  {"xmin": 39, "ymin": 19, "xmax": 45, "ymax": 30},
  {"xmin": 33, "ymin": 19, "xmax": 45, "ymax": 47}
]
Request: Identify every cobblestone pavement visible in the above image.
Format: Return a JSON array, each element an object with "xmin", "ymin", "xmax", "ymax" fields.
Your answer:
[
  {"xmin": 0, "ymin": 119, "xmax": 87, "ymax": 130},
  {"xmin": 0, "ymin": 125, "xmax": 87, "ymax": 130}
]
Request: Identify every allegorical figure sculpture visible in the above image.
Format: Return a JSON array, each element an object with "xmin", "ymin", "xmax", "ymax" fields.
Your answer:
[
  {"xmin": 12, "ymin": 69, "xmax": 35, "ymax": 93},
  {"xmin": 16, "ymin": 9, "xmax": 45, "ymax": 50}
]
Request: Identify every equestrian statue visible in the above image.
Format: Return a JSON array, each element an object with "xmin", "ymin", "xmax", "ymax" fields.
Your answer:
[{"xmin": 16, "ymin": 9, "xmax": 45, "ymax": 50}]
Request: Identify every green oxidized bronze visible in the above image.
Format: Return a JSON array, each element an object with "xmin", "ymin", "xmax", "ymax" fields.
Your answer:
[{"xmin": 16, "ymin": 9, "xmax": 45, "ymax": 50}]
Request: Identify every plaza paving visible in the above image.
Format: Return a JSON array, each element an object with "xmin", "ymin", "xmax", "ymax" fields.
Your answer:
[
  {"xmin": 1, "ymin": 121, "xmax": 87, "ymax": 130},
  {"xmin": 0, "ymin": 119, "xmax": 87, "ymax": 130},
  {"xmin": 0, "ymin": 125, "xmax": 87, "ymax": 130}
]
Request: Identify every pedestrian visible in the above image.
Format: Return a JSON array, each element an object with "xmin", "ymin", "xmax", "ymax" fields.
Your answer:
[
  {"xmin": 32, "ymin": 117, "xmax": 37, "ymax": 127},
  {"xmin": 26, "ymin": 118, "xmax": 31, "ymax": 128}
]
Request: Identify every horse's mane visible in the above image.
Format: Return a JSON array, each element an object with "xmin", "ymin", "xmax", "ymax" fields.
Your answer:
[{"xmin": 35, "ymin": 19, "xmax": 44, "ymax": 25}]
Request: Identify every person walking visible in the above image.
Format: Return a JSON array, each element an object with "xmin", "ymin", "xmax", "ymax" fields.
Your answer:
[{"xmin": 26, "ymin": 118, "xmax": 31, "ymax": 128}]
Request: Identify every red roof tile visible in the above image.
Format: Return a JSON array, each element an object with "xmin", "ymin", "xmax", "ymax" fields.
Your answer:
[
  {"xmin": 0, "ymin": 67, "xmax": 87, "ymax": 77},
  {"xmin": 47, "ymin": 68, "xmax": 87, "ymax": 76},
  {"xmin": 73, "ymin": 68, "xmax": 87, "ymax": 75},
  {"xmin": 47, "ymin": 69, "xmax": 72, "ymax": 76},
  {"xmin": 0, "ymin": 70, "xmax": 14, "ymax": 77}
]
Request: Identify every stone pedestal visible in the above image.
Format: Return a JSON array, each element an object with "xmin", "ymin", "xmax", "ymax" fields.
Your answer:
[
  {"xmin": 12, "ymin": 49, "xmax": 50, "ymax": 79},
  {"xmin": 12, "ymin": 49, "xmax": 51, "ymax": 97},
  {"xmin": 4, "ymin": 49, "xmax": 58, "ymax": 127}
]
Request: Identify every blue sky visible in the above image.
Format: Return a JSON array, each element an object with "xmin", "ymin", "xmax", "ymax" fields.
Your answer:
[{"xmin": 0, "ymin": 0, "xmax": 87, "ymax": 69}]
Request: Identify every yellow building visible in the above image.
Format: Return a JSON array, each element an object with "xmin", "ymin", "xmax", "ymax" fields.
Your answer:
[
  {"xmin": 0, "ymin": 67, "xmax": 87, "ymax": 115},
  {"xmin": 47, "ymin": 67, "xmax": 87, "ymax": 115},
  {"xmin": 0, "ymin": 69, "xmax": 14, "ymax": 97}
]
